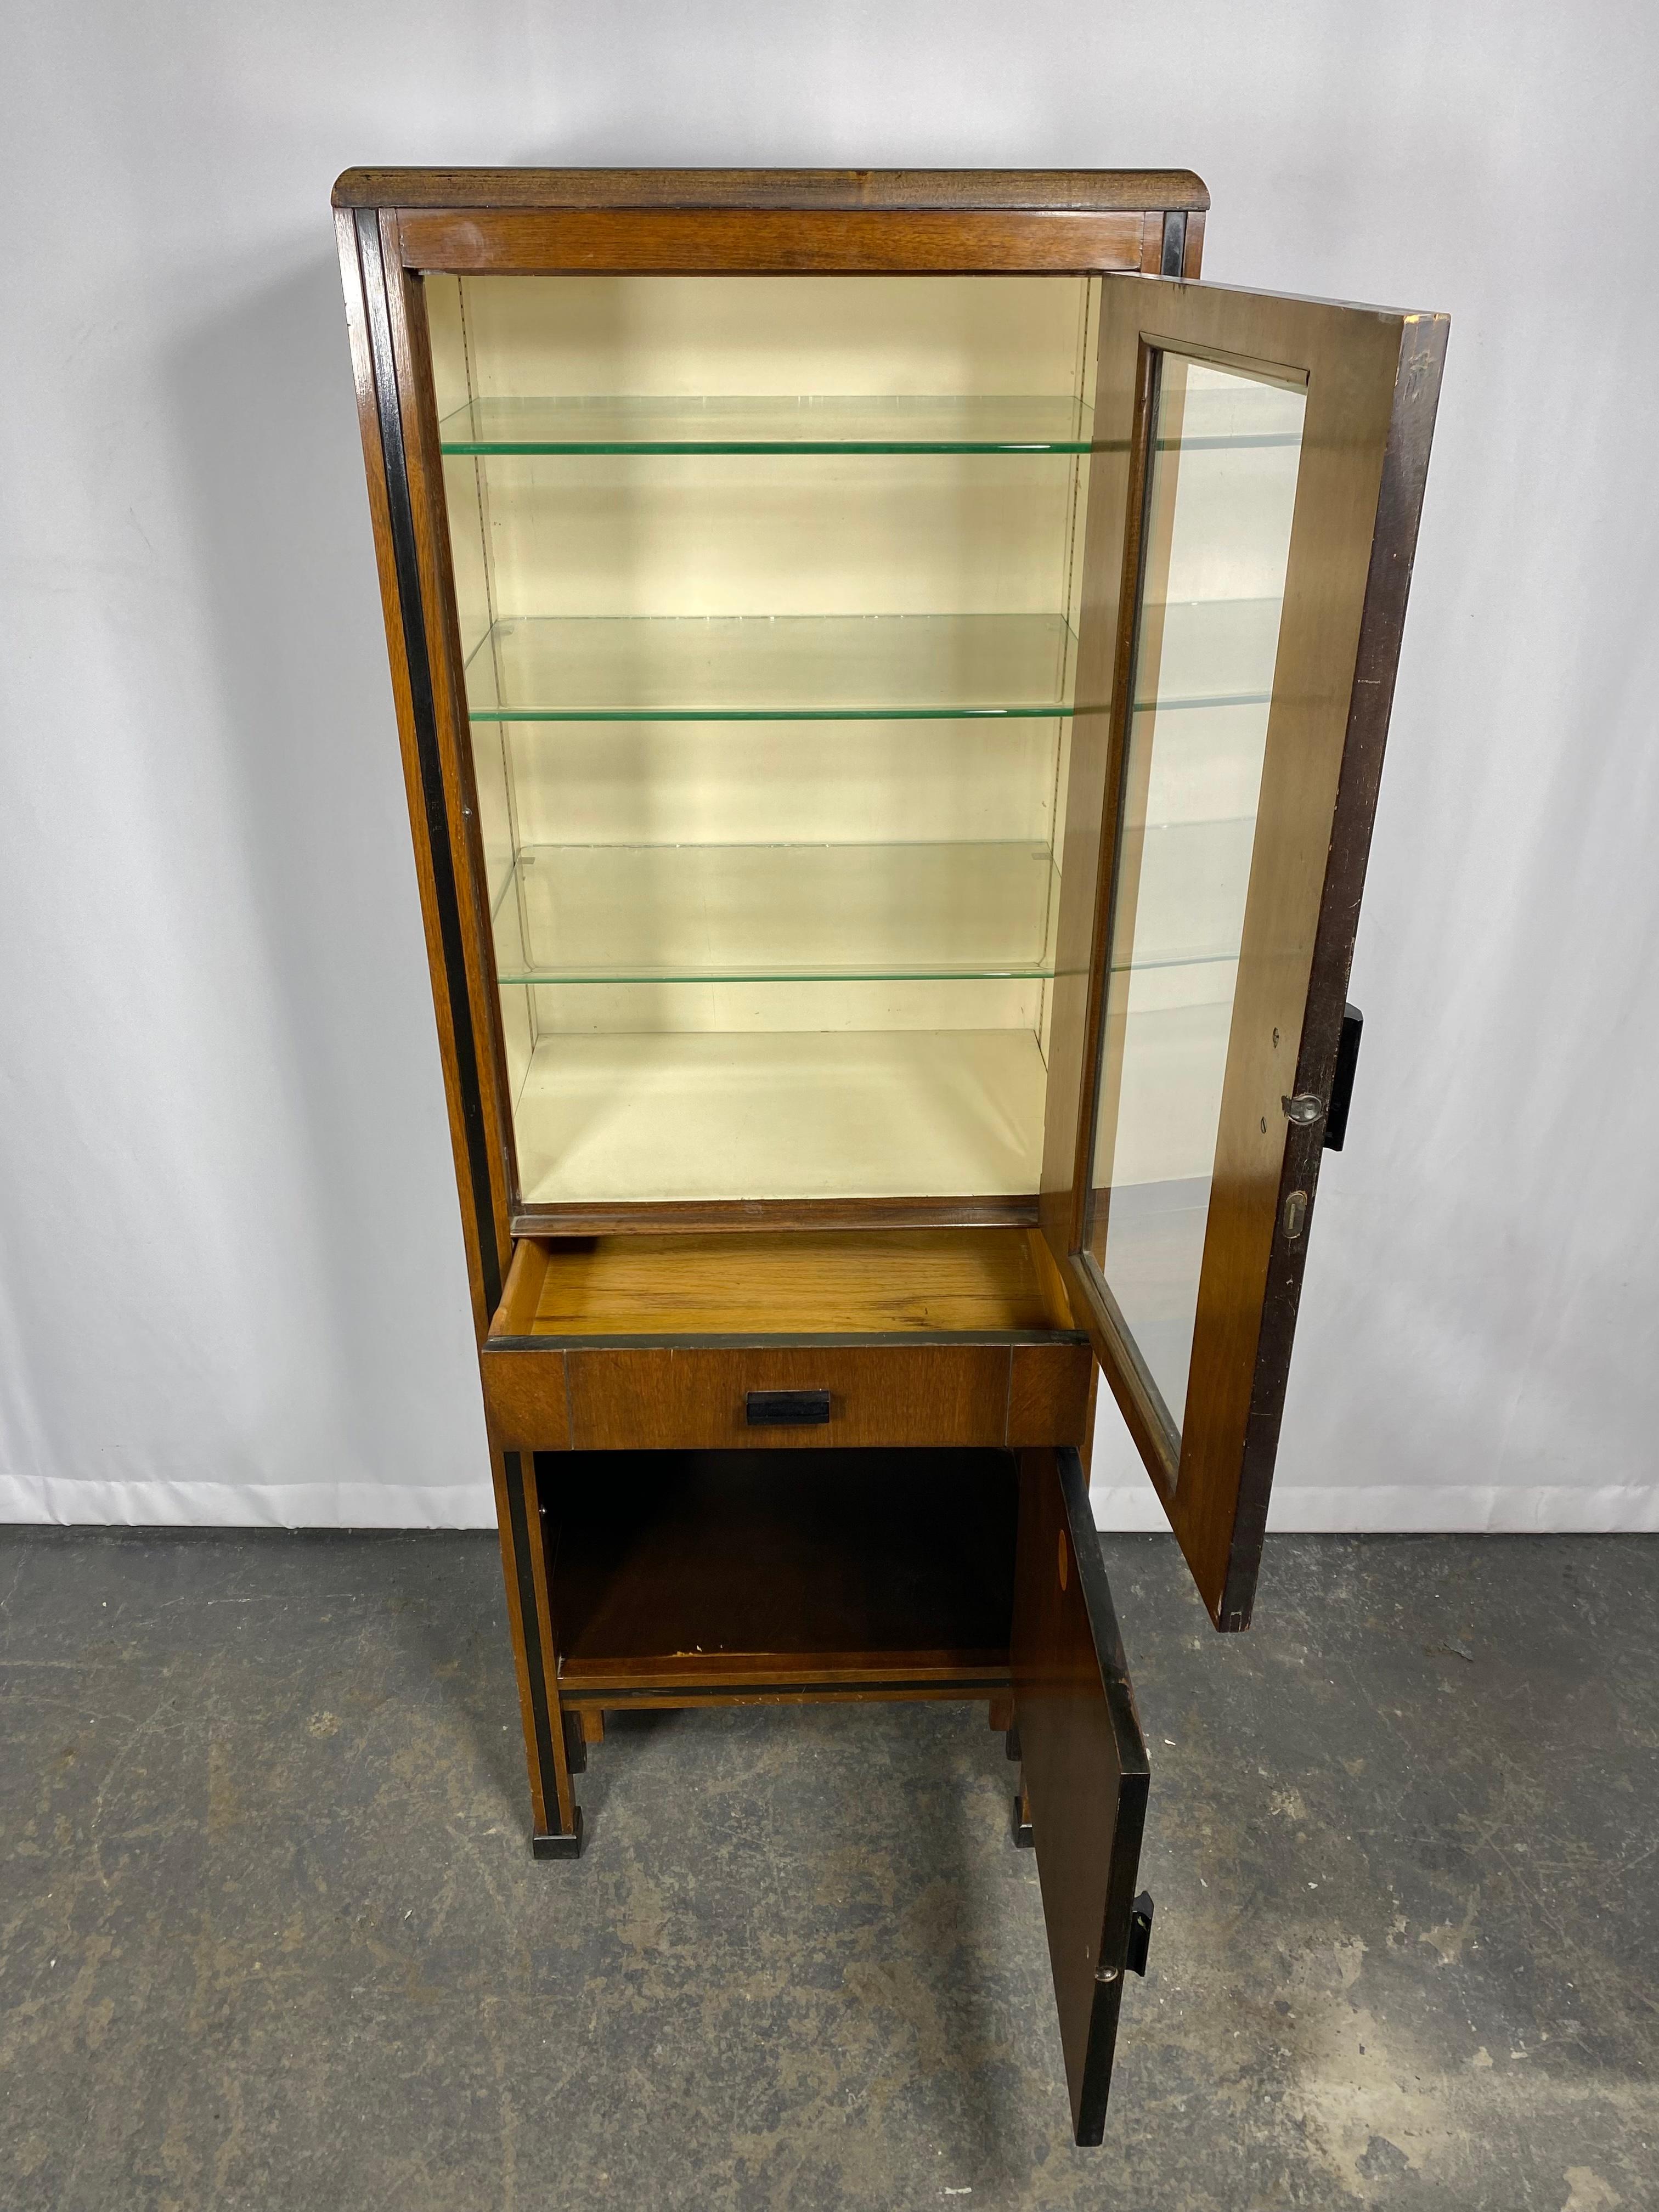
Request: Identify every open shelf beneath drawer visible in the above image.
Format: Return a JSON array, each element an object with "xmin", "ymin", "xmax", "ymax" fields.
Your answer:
[{"xmin": 545, "ymin": 1448, "xmax": 1017, "ymax": 1691}]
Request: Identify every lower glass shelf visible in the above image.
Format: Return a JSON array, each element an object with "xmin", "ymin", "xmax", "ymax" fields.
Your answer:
[
  {"xmin": 511, "ymin": 1029, "xmax": 1048, "ymax": 1206},
  {"xmin": 466, "ymin": 613, "xmax": 1076, "ymax": 721},
  {"xmin": 493, "ymin": 840, "xmax": 1061, "ymax": 983}
]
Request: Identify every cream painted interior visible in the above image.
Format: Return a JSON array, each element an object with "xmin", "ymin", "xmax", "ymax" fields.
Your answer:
[{"xmin": 427, "ymin": 273, "xmax": 1098, "ymax": 1205}]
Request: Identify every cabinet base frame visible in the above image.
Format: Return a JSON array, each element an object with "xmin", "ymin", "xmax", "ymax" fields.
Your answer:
[{"xmin": 557, "ymin": 1673, "xmax": 1011, "ymax": 1714}]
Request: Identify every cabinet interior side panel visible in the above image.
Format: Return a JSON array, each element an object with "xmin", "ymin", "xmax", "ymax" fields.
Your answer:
[
  {"xmin": 439, "ymin": 278, "xmax": 538, "ymax": 1104},
  {"xmin": 1039, "ymin": 276, "xmax": 1103, "ymax": 1074}
]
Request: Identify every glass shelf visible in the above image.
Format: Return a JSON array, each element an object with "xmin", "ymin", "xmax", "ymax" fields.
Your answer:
[
  {"xmin": 467, "ymin": 614, "xmax": 1077, "ymax": 722},
  {"xmin": 439, "ymin": 393, "xmax": 1094, "ymax": 454},
  {"xmin": 493, "ymin": 840, "xmax": 1061, "ymax": 983}
]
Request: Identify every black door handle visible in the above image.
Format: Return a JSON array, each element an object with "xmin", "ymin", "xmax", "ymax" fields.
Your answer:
[
  {"xmin": 1324, "ymin": 1005, "xmax": 1363, "ymax": 1151},
  {"xmin": 746, "ymin": 1390, "xmax": 832, "ymax": 1427}
]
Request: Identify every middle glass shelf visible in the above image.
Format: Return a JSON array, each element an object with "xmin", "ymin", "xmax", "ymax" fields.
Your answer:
[{"xmin": 465, "ymin": 613, "xmax": 1078, "ymax": 721}]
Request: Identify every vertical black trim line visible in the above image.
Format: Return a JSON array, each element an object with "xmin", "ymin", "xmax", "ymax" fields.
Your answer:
[
  {"xmin": 355, "ymin": 209, "xmax": 501, "ymax": 1316},
  {"xmin": 1160, "ymin": 211, "xmax": 1187, "ymax": 279},
  {"xmin": 502, "ymin": 1451, "xmax": 571, "ymax": 1835}
]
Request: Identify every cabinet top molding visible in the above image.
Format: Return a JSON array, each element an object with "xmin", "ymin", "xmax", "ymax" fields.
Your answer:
[{"xmin": 331, "ymin": 167, "xmax": 1210, "ymax": 214}]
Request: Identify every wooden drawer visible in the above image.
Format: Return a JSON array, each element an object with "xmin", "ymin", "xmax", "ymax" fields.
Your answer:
[
  {"xmin": 573, "ymin": 1344, "xmax": 1007, "ymax": 1449},
  {"xmin": 481, "ymin": 1338, "xmax": 1090, "ymax": 1451},
  {"xmin": 479, "ymin": 1229, "xmax": 1093, "ymax": 1453}
]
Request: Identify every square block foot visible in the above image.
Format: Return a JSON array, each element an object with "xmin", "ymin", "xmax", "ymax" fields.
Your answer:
[{"xmin": 531, "ymin": 1809, "xmax": 584, "ymax": 1860}]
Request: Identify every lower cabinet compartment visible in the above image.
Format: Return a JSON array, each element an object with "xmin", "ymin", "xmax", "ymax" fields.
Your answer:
[{"xmin": 541, "ymin": 1446, "xmax": 1017, "ymax": 1699}]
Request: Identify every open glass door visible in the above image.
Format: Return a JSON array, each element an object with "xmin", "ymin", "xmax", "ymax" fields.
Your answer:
[{"xmin": 1042, "ymin": 276, "xmax": 1447, "ymax": 1630}]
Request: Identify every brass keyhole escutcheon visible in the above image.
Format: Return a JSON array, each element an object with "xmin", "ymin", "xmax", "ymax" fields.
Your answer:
[{"xmin": 1058, "ymin": 1531, "xmax": 1069, "ymax": 1590}]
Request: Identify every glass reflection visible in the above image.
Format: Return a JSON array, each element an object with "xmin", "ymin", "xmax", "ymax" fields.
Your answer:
[{"xmin": 1084, "ymin": 354, "xmax": 1306, "ymax": 1437}]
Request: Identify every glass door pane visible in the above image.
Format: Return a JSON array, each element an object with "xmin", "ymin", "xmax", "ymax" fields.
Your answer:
[{"xmin": 1084, "ymin": 355, "xmax": 1306, "ymax": 1440}]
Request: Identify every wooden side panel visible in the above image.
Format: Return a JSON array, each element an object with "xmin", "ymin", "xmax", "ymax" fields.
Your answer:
[
  {"xmin": 335, "ymin": 210, "xmax": 503, "ymax": 1336},
  {"xmin": 1007, "ymin": 1345, "xmax": 1093, "ymax": 1446},
  {"xmin": 381, "ymin": 223, "xmax": 521, "ymax": 1284},
  {"xmin": 482, "ymin": 1346, "xmax": 572, "ymax": 1451},
  {"xmin": 1012, "ymin": 1446, "xmax": 1150, "ymax": 2145},
  {"xmin": 337, "ymin": 215, "xmax": 574, "ymax": 1849}
]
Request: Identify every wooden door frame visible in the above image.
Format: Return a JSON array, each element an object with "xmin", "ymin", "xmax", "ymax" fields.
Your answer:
[{"xmin": 1040, "ymin": 277, "xmax": 1448, "ymax": 1630}]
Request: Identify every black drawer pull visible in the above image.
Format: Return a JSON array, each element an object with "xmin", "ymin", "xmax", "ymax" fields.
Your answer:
[{"xmin": 746, "ymin": 1389, "xmax": 832, "ymax": 1427}]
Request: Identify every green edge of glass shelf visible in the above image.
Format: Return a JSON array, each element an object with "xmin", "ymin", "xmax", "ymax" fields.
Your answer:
[
  {"xmin": 438, "ymin": 394, "xmax": 1094, "ymax": 455},
  {"xmin": 436, "ymin": 396, "xmax": 1304, "ymax": 459}
]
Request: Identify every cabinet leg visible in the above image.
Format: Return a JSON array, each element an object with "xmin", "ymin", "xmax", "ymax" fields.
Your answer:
[
  {"xmin": 1004, "ymin": 1720, "xmax": 1022, "ymax": 1764},
  {"xmin": 493, "ymin": 1447, "xmax": 582, "ymax": 1857},
  {"xmin": 532, "ymin": 1810, "xmax": 585, "ymax": 1860},
  {"xmin": 561, "ymin": 1709, "xmax": 587, "ymax": 1775},
  {"xmin": 988, "ymin": 1694, "xmax": 1013, "ymax": 1735},
  {"xmin": 1011, "ymin": 1773, "xmax": 1035, "ymax": 1850},
  {"xmin": 562, "ymin": 1707, "xmax": 603, "ymax": 1774}
]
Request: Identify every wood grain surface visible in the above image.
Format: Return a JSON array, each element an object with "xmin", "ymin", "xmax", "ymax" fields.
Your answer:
[
  {"xmin": 333, "ymin": 167, "xmax": 1210, "ymax": 212},
  {"xmin": 1012, "ymin": 1446, "xmax": 1149, "ymax": 2143},
  {"xmin": 393, "ymin": 206, "xmax": 1148, "ymax": 275},
  {"xmin": 514, "ymin": 1227, "xmax": 1077, "ymax": 1338}
]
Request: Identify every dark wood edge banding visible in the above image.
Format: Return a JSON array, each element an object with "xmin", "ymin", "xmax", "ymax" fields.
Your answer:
[
  {"xmin": 558, "ymin": 1674, "xmax": 1012, "ymax": 1705},
  {"xmin": 1055, "ymin": 1447, "xmax": 1148, "ymax": 1781},
  {"xmin": 1055, "ymin": 1445, "xmax": 1150, "ymax": 2136},
  {"xmin": 484, "ymin": 1329, "xmax": 1089, "ymax": 1352},
  {"xmin": 500, "ymin": 1449, "xmax": 576, "ymax": 1838},
  {"xmin": 510, "ymin": 1194, "xmax": 1042, "ymax": 1237},
  {"xmin": 334, "ymin": 166, "xmax": 1210, "ymax": 213},
  {"xmin": 354, "ymin": 209, "xmax": 501, "ymax": 1316}
]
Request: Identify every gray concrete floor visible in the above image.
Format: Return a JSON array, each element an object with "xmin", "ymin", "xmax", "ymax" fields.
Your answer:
[{"xmin": 1, "ymin": 1527, "xmax": 1654, "ymax": 2211}]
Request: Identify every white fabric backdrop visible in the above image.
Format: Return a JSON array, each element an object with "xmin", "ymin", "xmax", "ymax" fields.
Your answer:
[{"xmin": 2, "ymin": 1, "xmax": 1656, "ymax": 1531}]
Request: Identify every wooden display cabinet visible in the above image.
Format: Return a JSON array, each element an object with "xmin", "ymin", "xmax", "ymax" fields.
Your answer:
[{"xmin": 334, "ymin": 168, "xmax": 1445, "ymax": 2141}]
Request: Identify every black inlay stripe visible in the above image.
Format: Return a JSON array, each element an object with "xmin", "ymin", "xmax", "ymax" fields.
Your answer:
[
  {"xmin": 356, "ymin": 210, "xmax": 501, "ymax": 1316},
  {"xmin": 484, "ymin": 1329, "xmax": 1088, "ymax": 1352},
  {"xmin": 1160, "ymin": 210, "xmax": 1187, "ymax": 279},
  {"xmin": 502, "ymin": 1450, "xmax": 570, "ymax": 1832}
]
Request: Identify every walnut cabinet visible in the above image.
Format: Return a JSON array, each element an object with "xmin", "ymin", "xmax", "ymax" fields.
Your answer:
[{"xmin": 334, "ymin": 167, "xmax": 1445, "ymax": 2142}]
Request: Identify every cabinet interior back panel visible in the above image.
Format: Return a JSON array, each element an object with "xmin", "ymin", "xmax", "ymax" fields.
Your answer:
[{"xmin": 427, "ymin": 273, "xmax": 1099, "ymax": 1206}]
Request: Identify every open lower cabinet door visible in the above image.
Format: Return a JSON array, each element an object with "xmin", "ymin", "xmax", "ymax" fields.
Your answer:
[
  {"xmin": 1042, "ymin": 274, "xmax": 1448, "ymax": 1630},
  {"xmin": 1012, "ymin": 1445, "xmax": 1150, "ymax": 2144}
]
